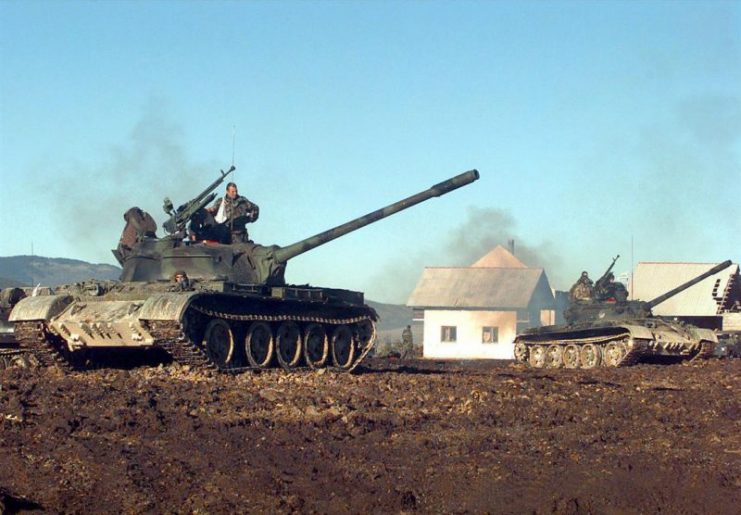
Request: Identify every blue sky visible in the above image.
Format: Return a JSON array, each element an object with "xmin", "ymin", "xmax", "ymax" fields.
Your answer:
[{"xmin": 0, "ymin": 0, "xmax": 739, "ymax": 302}]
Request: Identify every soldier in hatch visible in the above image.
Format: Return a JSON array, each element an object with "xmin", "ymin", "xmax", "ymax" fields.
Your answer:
[
  {"xmin": 207, "ymin": 182, "xmax": 259, "ymax": 244},
  {"xmin": 569, "ymin": 271, "xmax": 594, "ymax": 301}
]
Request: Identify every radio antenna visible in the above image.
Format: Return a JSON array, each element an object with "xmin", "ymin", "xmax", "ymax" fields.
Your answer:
[{"xmin": 231, "ymin": 125, "xmax": 236, "ymax": 168}]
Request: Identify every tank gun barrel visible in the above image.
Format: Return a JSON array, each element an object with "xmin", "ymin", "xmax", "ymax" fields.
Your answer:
[
  {"xmin": 646, "ymin": 259, "xmax": 733, "ymax": 309},
  {"xmin": 273, "ymin": 169, "xmax": 480, "ymax": 263}
]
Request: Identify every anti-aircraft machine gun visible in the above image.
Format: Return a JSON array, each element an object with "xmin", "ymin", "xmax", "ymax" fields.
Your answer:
[
  {"xmin": 515, "ymin": 259, "xmax": 733, "ymax": 369},
  {"xmin": 9, "ymin": 167, "xmax": 479, "ymax": 373},
  {"xmin": 162, "ymin": 165, "xmax": 236, "ymax": 236},
  {"xmin": 591, "ymin": 254, "xmax": 628, "ymax": 302}
]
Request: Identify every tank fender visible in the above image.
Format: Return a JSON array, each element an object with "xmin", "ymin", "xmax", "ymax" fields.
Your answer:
[
  {"xmin": 685, "ymin": 326, "xmax": 718, "ymax": 343},
  {"xmin": 138, "ymin": 292, "xmax": 201, "ymax": 321},
  {"xmin": 615, "ymin": 324, "xmax": 654, "ymax": 341},
  {"xmin": 8, "ymin": 295, "xmax": 74, "ymax": 322}
]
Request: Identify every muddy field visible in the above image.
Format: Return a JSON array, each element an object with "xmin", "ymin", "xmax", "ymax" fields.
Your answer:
[{"xmin": 1, "ymin": 358, "xmax": 739, "ymax": 514}]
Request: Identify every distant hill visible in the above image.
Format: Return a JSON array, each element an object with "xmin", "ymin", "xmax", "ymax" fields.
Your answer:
[
  {"xmin": 367, "ymin": 300, "xmax": 412, "ymax": 332},
  {"xmin": 0, "ymin": 256, "xmax": 121, "ymax": 287},
  {"xmin": 0, "ymin": 276, "xmax": 25, "ymax": 288}
]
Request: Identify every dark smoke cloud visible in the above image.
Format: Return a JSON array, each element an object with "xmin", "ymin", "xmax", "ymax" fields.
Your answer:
[
  {"xmin": 34, "ymin": 101, "xmax": 219, "ymax": 262},
  {"xmin": 366, "ymin": 206, "xmax": 567, "ymax": 304},
  {"xmin": 443, "ymin": 206, "xmax": 563, "ymax": 273}
]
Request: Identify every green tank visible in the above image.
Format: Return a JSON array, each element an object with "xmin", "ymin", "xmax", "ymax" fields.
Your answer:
[
  {"xmin": 514, "ymin": 258, "xmax": 733, "ymax": 368},
  {"xmin": 9, "ymin": 168, "xmax": 479, "ymax": 373}
]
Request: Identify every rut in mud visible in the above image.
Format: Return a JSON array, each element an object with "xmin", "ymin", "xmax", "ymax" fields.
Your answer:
[{"xmin": 0, "ymin": 359, "xmax": 739, "ymax": 513}]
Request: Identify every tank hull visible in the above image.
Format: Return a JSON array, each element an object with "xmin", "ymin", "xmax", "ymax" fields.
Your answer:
[
  {"xmin": 514, "ymin": 319, "xmax": 717, "ymax": 369},
  {"xmin": 9, "ymin": 281, "xmax": 377, "ymax": 373}
]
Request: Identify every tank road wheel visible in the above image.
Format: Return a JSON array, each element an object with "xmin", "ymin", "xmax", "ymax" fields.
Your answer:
[
  {"xmin": 9, "ymin": 353, "xmax": 32, "ymax": 369},
  {"xmin": 579, "ymin": 343, "xmax": 601, "ymax": 369},
  {"xmin": 303, "ymin": 324, "xmax": 329, "ymax": 369},
  {"xmin": 275, "ymin": 321, "xmax": 302, "ymax": 371},
  {"xmin": 545, "ymin": 345, "xmax": 563, "ymax": 368},
  {"xmin": 354, "ymin": 319, "xmax": 376, "ymax": 353},
  {"xmin": 245, "ymin": 322, "xmax": 274, "ymax": 369},
  {"xmin": 331, "ymin": 325, "xmax": 356, "ymax": 370},
  {"xmin": 203, "ymin": 319, "xmax": 235, "ymax": 369},
  {"xmin": 514, "ymin": 342, "xmax": 528, "ymax": 363},
  {"xmin": 562, "ymin": 344, "xmax": 580, "ymax": 369},
  {"xmin": 603, "ymin": 341, "xmax": 627, "ymax": 367},
  {"xmin": 528, "ymin": 345, "xmax": 547, "ymax": 368}
]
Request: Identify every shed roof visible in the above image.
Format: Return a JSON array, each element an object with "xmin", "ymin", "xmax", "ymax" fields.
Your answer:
[
  {"xmin": 471, "ymin": 245, "xmax": 526, "ymax": 268},
  {"xmin": 407, "ymin": 267, "xmax": 548, "ymax": 309},
  {"xmin": 632, "ymin": 262, "xmax": 739, "ymax": 316}
]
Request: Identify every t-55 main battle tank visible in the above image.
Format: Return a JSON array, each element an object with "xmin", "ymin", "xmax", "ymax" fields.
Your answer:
[
  {"xmin": 9, "ymin": 167, "xmax": 479, "ymax": 373},
  {"xmin": 514, "ymin": 258, "xmax": 733, "ymax": 368}
]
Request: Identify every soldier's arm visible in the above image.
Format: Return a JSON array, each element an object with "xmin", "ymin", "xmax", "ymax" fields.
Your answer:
[
  {"xmin": 208, "ymin": 197, "xmax": 221, "ymax": 214},
  {"xmin": 244, "ymin": 199, "xmax": 259, "ymax": 222}
]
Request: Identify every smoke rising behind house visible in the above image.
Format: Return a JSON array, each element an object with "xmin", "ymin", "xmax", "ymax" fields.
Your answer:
[{"xmin": 366, "ymin": 206, "xmax": 568, "ymax": 304}]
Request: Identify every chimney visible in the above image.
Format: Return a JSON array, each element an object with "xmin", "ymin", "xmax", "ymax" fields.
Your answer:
[{"xmin": 508, "ymin": 239, "xmax": 515, "ymax": 255}]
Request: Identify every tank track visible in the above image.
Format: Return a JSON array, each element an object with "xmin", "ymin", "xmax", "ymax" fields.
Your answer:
[
  {"xmin": 515, "ymin": 331, "xmax": 715, "ymax": 369},
  {"xmin": 146, "ymin": 320, "xmax": 216, "ymax": 371},
  {"xmin": 145, "ymin": 305, "xmax": 376, "ymax": 374},
  {"xmin": 515, "ymin": 332, "xmax": 647, "ymax": 369},
  {"xmin": 0, "ymin": 348, "xmax": 36, "ymax": 370},
  {"xmin": 13, "ymin": 321, "xmax": 77, "ymax": 371},
  {"xmin": 690, "ymin": 339, "xmax": 716, "ymax": 361}
]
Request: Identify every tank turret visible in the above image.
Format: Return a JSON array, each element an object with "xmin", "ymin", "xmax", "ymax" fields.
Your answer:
[
  {"xmin": 565, "ymin": 259, "xmax": 732, "ymax": 324},
  {"xmin": 119, "ymin": 169, "xmax": 480, "ymax": 286}
]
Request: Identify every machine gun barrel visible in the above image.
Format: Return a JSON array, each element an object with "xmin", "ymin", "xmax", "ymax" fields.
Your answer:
[
  {"xmin": 604, "ymin": 255, "xmax": 619, "ymax": 277},
  {"xmin": 193, "ymin": 165, "xmax": 236, "ymax": 206},
  {"xmin": 646, "ymin": 259, "xmax": 733, "ymax": 309},
  {"xmin": 273, "ymin": 169, "xmax": 480, "ymax": 263},
  {"xmin": 595, "ymin": 254, "xmax": 620, "ymax": 290},
  {"xmin": 163, "ymin": 166, "xmax": 236, "ymax": 234}
]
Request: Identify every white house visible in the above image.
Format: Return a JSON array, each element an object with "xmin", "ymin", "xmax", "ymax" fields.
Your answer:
[{"xmin": 407, "ymin": 246, "xmax": 555, "ymax": 360}]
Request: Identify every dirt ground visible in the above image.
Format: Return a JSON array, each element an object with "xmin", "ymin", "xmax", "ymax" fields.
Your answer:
[{"xmin": 1, "ymin": 358, "xmax": 739, "ymax": 514}]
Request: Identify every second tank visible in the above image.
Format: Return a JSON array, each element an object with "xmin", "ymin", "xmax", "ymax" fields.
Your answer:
[{"xmin": 514, "ymin": 257, "xmax": 733, "ymax": 368}]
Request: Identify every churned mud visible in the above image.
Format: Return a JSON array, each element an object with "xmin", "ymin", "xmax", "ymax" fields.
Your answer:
[{"xmin": 1, "ymin": 359, "xmax": 739, "ymax": 514}]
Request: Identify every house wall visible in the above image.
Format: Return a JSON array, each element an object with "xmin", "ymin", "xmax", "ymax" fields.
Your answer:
[{"xmin": 422, "ymin": 309, "xmax": 517, "ymax": 359}]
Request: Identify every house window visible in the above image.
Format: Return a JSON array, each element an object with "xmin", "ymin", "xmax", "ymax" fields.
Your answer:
[
  {"xmin": 482, "ymin": 326, "xmax": 499, "ymax": 344},
  {"xmin": 516, "ymin": 309, "xmax": 531, "ymax": 333},
  {"xmin": 441, "ymin": 326, "xmax": 457, "ymax": 342}
]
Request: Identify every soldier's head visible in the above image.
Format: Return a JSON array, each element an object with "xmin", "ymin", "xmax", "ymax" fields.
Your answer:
[
  {"xmin": 581, "ymin": 271, "xmax": 589, "ymax": 278},
  {"xmin": 226, "ymin": 182, "xmax": 239, "ymax": 200}
]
